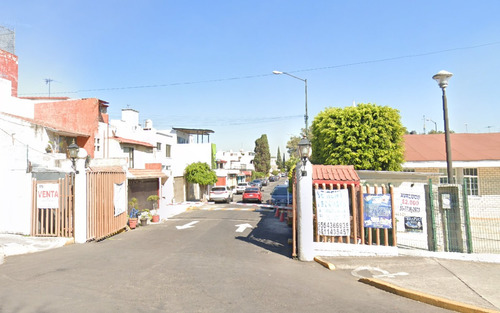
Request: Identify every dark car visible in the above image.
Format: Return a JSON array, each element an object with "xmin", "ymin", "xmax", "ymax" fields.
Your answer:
[
  {"xmin": 250, "ymin": 179, "xmax": 262, "ymax": 189},
  {"xmin": 242, "ymin": 187, "xmax": 262, "ymax": 203},
  {"xmin": 270, "ymin": 185, "xmax": 292, "ymax": 206}
]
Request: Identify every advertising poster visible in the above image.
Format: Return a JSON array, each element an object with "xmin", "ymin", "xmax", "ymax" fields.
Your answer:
[
  {"xmin": 363, "ymin": 194, "xmax": 392, "ymax": 229},
  {"xmin": 394, "ymin": 185, "xmax": 426, "ymax": 233},
  {"xmin": 114, "ymin": 182, "xmax": 126, "ymax": 216},
  {"xmin": 37, "ymin": 183, "xmax": 59, "ymax": 209},
  {"xmin": 315, "ymin": 189, "xmax": 350, "ymax": 236}
]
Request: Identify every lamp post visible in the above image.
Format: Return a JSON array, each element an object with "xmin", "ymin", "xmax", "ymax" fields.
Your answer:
[
  {"xmin": 432, "ymin": 70, "xmax": 453, "ymax": 183},
  {"xmin": 273, "ymin": 71, "xmax": 308, "ymax": 136},
  {"xmin": 426, "ymin": 118, "xmax": 438, "ymax": 133},
  {"xmin": 68, "ymin": 139, "xmax": 80, "ymax": 174},
  {"xmin": 297, "ymin": 137, "xmax": 312, "ymax": 176}
]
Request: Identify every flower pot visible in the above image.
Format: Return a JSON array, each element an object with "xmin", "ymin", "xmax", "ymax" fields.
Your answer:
[
  {"xmin": 152, "ymin": 215, "xmax": 160, "ymax": 223},
  {"xmin": 140, "ymin": 218, "xmax": 148, "ymax": 226},
  {"xmin": 129, "ymin": 218, "xmax": 138, "ymax": 229}
]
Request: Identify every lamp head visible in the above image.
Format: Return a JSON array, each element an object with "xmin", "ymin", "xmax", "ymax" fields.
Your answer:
[
  {"xmin": 68, "ymin": 139, "xmax": 80, "ymax": 160},
  {"xmin": 272, "ymin": 70, "xmax": 283, "ymax": 75},
  {"xmin": 432, "ymin": 70, "xmax": 453, "ymax": 89}
]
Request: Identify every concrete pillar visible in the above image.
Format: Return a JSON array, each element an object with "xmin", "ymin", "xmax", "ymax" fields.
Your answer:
[
  {"xmin": 296, "ymin": 159, "xmax": 314, "ymax": 261},
  {"xmin": 74, "ymin": 156, "xmax": 87, "ymax": 243}
]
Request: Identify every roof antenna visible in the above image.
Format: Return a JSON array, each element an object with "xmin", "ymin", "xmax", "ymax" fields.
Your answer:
[{"xmin": 44, "ymin": 78, "xmax": 54, "ymax": 97}]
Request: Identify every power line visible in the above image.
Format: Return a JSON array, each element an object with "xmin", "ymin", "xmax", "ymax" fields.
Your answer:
[{"xmin": 19, "ymin": 40, "xmax": 500, "ymax": 96}]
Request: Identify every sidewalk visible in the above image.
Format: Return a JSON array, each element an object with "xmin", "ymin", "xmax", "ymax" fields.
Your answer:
[{"xmin": 317, "ymin": 251, "xmax": 500, "ymax": 312}]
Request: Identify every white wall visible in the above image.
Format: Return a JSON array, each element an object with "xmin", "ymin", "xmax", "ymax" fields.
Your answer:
[
  {"xmin": 0, "ymin": 79, "xmax": 35, "ymax": 119},
  {"xmin": 172, "ymin": 143, "xmax": 213, "ymax": 177}
]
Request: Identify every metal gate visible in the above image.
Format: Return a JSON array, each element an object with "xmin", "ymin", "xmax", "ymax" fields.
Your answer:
[{"xmin": 31, "ymin": 175, "xmax": 74, "ymax": 237}]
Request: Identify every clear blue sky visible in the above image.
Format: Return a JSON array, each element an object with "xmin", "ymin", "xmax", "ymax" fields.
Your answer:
[{"xmin": 2, "ymin": 1, "xmax": 500, "ymax": 156}]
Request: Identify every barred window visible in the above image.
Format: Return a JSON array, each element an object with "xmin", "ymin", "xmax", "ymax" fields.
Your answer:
[
  {"xmin": 165, "ymin": 144, "xmax": 171, "ymax": 158},
  {"xmin": 463, "ymin": 168, "xmax": 479, "ymax": 196},
  {"xmin": 157, "ymin": 142, "xmax": 161, "ymax": 151}
]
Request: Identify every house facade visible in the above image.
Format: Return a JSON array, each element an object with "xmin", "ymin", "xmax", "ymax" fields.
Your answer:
[
  {"xmin": 403, "ymin": 133, "xmax": 500, "ymax": 196},
  {"xmin": 215, "ymin": 149, "xmax": 255, "ymax": 188}
]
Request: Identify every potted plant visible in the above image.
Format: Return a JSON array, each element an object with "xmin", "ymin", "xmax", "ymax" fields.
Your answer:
[
  {"xmin": 128, "ymin": 197, "xmax": 140, "ymax": 229},
  {"xmin": 147, "ymin": 194, "xmax": 160, "ymax": 223},
  {"xmin": 139, "ymin": 209, "xmax": 152, "ymax": 226}
]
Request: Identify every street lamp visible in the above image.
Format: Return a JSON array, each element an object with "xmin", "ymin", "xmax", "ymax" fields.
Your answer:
[
  {"xmin": 432, "ymin": 70, "xmax": 453, "ymax": 183},
  {"xmin": 273, "ymin": 70, "xmax": 308, "ymax": 137},
  {"xmin": 426, "ymin": 118, "xmax": 438, "ymax": 133},
  {"xmin": 68, "ymin": 139, "xmax": 80, "ymax": 173},
  {"xmin": 297, "ymin": 136, "xmax": 311, "ymax": 176}
]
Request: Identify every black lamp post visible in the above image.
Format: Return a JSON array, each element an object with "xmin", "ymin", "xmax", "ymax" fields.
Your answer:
[
  {"xmin": 297, "ymin": 137, "xmax": 311, "ymax": 176},
  {"xmin": 68, "ymin": 139, "xmax": 80, "ymax": 173},
  {"xmin": 432, "ymin": 70, "xmax": 453, "ymax": 183}
]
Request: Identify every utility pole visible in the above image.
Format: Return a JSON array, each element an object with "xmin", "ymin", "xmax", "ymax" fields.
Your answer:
[{"xmin": 44, "ymin": 78, "xmax": 54, "ymax": 97}]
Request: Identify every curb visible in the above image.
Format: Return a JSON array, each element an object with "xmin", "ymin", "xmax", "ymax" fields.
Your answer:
[
  {"xmin": 314, "ymin": 256, "xmax": 336, "ymax": 270},
  {"xmin": 359, "ymin": 278, "xmax": 499, "ymax": 313}
]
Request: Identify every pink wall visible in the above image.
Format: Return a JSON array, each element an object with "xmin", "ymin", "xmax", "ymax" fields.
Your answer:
[{"xmin": 0, "ymin": 49, "xmax": 18, "ymax": 97}]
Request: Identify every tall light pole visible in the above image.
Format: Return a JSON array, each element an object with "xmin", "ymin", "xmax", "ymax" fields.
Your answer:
[
  {"xmin": 273, "ymin": 71, "xmax": 308, "ymax": 137},
  {"xmin": 432, "ymin": 70, "xmax": 453, "ymax": 183}
]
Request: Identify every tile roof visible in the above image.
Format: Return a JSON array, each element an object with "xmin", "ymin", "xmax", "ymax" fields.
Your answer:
[
  {"xmin": 112, "ymin": 136, "xmax": 154, "ymax": 148},
  {"xmin": 312, "ymin": 165, "xmax": 360, "ymax": 185},
  {"xmin": 404, "ymin": 133, "xmax": 500, "ymax": 162}
]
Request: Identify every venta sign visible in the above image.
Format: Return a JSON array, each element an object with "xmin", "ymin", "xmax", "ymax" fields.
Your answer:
[{"xmin": 37, "ymin": 183, "xmax": 59, "ymax": 209}]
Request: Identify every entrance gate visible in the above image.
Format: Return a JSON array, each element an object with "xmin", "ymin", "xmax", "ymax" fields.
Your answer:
[{"xmin": 31, "ymin": 175, "xmax": 74, "ymax": 237}]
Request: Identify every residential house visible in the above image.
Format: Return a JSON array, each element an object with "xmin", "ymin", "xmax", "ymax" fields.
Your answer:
[
  {"xmin": 215, "ymin": 149, "xmax": 255, "ymax": 188},
  {"xmin": 403, "ymin": 133, "xmax": 500, "ymax": 196}
]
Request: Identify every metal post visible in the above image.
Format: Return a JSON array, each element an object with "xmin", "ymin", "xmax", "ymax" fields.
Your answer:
[
  {"xmin": 304, "ymin": 79, "xmax": 308, "ymax": 137},
  {"xmin": 442, "ymin": 87, "xmax": 453, "ymax": 184}
]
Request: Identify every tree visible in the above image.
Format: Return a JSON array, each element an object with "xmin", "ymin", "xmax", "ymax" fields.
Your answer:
[
  {"xmin": 184, "ymin": 162, "xmax": 217, "ymax": 186},
  {"xmin": 311, "ymin": 103, "xmax": 405, "ymax": 171},
  {"xmin": 253, "ymin": 134, "xmax": 271, "ymax": 174},
  {"xmin": 276, "ymin": 147, "xmax": 282, "ymax": 169},
  {"xmin": 286, "ymin": 127, "xmax": 310, "ymax": 158}
]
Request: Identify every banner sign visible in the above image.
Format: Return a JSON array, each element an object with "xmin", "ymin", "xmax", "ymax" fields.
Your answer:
[
  {"xmin": 37, "ymin": 183, "xmax": 59, "ymax": 209},
  {"xmin": 315, "ymin": 189, "xmax": 350, "ymax": 236},
  {"xmin": 363, "ymin": 194, "xmax": 392, "ymax": 229},
  {"xmin": 395, "ymin": 186, "xmax": 426, "ymax": 232},
  {"xmin": 114, "ymin": 182, "xmax": 126, "ymax": 216}
]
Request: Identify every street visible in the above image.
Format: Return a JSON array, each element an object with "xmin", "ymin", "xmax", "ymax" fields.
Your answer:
[{"xmin": 0, "ymin": 203, "xmax": 449, "ymax": 313}]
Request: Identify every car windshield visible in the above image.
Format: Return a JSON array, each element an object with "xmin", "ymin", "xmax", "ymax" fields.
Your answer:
[
  {"xmin": 212, "ymin": 187, "xmax": 226, "ymax": 192},
  {"xmin": 273, "ymin": 187, "xmax": 288, "ymax": 195},
  {"xmin": 238, "ymin": 183, "xmax": 248, "ymax": 186},
  {"xmin": 245, "ymin": 188, "xmax": 259, "ymax": 193}
]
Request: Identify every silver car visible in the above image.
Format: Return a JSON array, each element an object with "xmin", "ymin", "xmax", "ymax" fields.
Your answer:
[{"xmin": 209, "ymin": 186, "xmax": 233, "ymax": 203}]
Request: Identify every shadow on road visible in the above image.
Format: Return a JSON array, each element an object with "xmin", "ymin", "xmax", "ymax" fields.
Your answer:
[{"xmin": 235, "ymin": 209, "xmax": 293, "ymax": 258}]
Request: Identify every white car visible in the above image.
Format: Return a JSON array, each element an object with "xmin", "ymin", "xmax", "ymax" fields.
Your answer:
[
  {"xmin": 235, "ymin": 182, "xmax": 250, "ymax": 194},
  {"xmin": 209, "ymin": 186, "xmax": 233, "ymax": 203}
]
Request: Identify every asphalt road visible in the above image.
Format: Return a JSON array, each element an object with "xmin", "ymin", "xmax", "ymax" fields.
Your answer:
[{"xmin": 0, "ymin": 206, "xmax": 449, "ymax": 312}]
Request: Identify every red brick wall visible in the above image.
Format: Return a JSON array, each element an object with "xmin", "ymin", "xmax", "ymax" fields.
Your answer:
[
  {"xmin": 0, "ymin": 49, "xmax": 18, "ymax": 97},
  {"xmin": 34, "ymin": 98, "xmax": 101, "ymax": 157}
]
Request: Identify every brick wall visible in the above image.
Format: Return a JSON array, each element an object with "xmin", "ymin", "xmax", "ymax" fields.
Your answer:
[
  {"xmin": 478, "ymin": 167, "xmax": 500, "ymax": 196},
  {"xmin": 0, "ymin": 49, "xmax": 18, "ymax": 97}
]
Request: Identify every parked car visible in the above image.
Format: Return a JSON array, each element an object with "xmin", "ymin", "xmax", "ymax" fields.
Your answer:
[
  {"xmin": 209, "ymin": 186, "xmax": 233, "ymax": 203},
  {"xmin": 270, "ymin": 185, "xmax": 292, "ymax": 206},
  {"xmin": 242, "ymin": 187, "xmax": 262, "ymax": 203},
  {"xmin": 261, "ymin": 178, "xmax": 269, "ymax": 186},
  {"xmin": 269, "ymin": 176, "xmax": 277, "ymax": 182},
  {"xmin": 250, "ymin": 179, "xmax": 262, "ymax": 189},
  {"xmin": 235, "ymin": 182, "xmax": 250, "ymax": 194}
]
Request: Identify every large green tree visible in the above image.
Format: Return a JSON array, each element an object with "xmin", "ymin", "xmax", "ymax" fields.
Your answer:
[
  {"xmin": 253, "ymin": 134, "xmax": 271, "ymax": 174},
  {"xmin": 311, "ymin": 103, "xmax": 405, "ymax": 171},
  {"xmin": 276, "ymin": 147, "xmax": 282, "ymax": 169}
]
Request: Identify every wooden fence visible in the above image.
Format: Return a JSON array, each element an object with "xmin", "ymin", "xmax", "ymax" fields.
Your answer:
[
  {"xmin": 87, "ymin": 168, "xmax": 127, "ymax": 241},
  {"xmin": 291, "ymin": 182, "xmax": 397, "ymax": 257},
  {"xmin": 31, "ymin": 176, "xmax": 74, "ymax": 237}
]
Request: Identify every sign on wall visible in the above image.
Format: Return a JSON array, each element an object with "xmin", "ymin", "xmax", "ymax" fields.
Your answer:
[
  {"xmin": 394, "ymin": 186, "xmax": 426, "ymax": 233},
  {"xmin": 363, "ymin": 194, "xmax": 392, "ymax": 228},
  {"xmin": 37, "ymin": 183, "xmax": 59, "ymax": 209},
  {"xmin": 315, "ymin": 189, "xmax": 350, "ymax": 236}
]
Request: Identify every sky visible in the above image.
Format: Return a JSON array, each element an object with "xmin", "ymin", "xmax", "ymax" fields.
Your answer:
[{"xmin": 2, "ymin": 1, "xmax": 500, "ymax": 157}]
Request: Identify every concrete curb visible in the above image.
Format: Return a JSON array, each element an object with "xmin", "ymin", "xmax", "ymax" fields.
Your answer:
[
  {"xmin": 359, "ymin": 277, "xmax": 500, "ymax": 313},
  {"xmin": 314, "ymin": 256, "xmax": 336, "ymax": 270}
]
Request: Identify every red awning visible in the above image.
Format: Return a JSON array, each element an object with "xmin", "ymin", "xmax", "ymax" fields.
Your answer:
[
  {"xmin": 312, "ymin": 165, "xmax": 360, "ymax": 186},
  {"xmin": 241, "ymin": 171, "xmax": 252, "ymax": 176}
]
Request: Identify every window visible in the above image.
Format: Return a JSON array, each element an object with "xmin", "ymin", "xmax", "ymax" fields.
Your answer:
[
  {"xmin": 94, "ymin": 137, "xmax": 100, "ymax": 152},
  {"xmin": 439, "ymin": 168, "xmax": 457, "ymax": 184},
  {"xmin": 463, "ymin": 168, "xmax": 479, "ymax": 196},
  {"xmin": 123, "ymin": 147, "xmax": 134, "ymax": 168},
  {"xmin": 157, "ymin": 142, "xmax": 161, "ymax": 151},
  {"xmin": 165, "ymin": 144, "xmax": 171, "ymax": 157}
]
